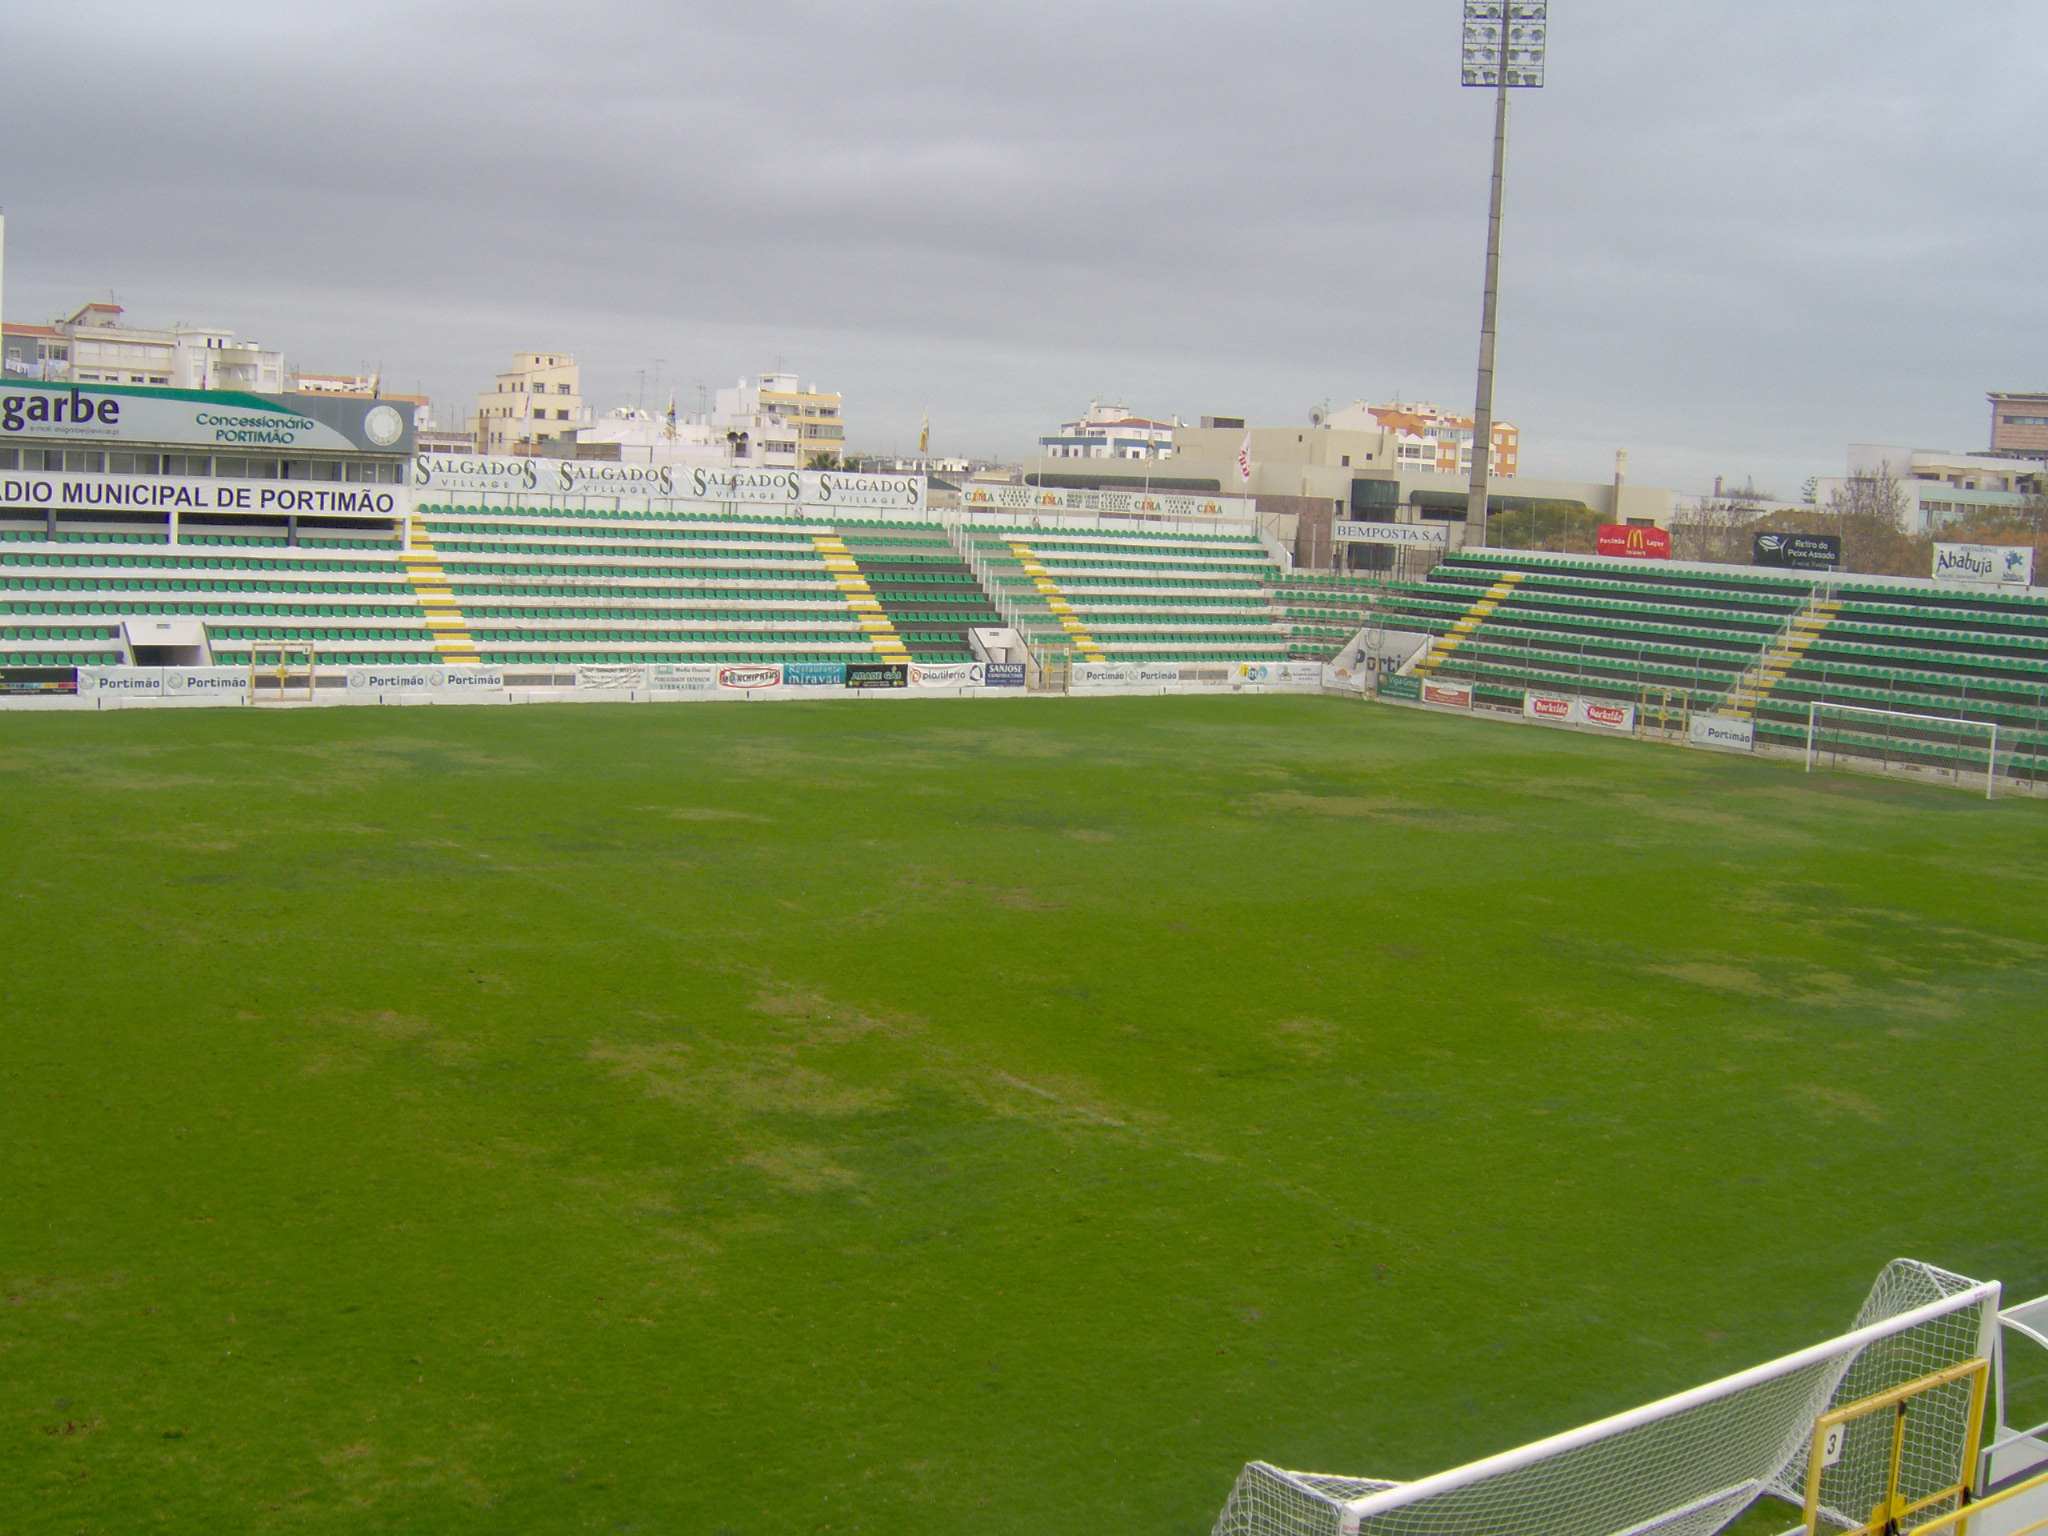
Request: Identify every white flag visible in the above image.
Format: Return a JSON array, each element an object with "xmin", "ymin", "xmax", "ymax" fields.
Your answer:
[{"xmin": 1236, "ymin": 433, "xmax": 1253, "ymax": 484}]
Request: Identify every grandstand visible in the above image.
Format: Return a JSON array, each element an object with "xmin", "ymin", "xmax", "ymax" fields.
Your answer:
[
  {"xmin": 0, "ymin": 507, "xmax": 1304, "ymax": 679},
  {"xmin": 955, "ymin": 523, "xmax": 1292, "ymax": 664},
  {"xmin": 1274, "ymin": 547, "xmax": 2048, "ymax": 785}
]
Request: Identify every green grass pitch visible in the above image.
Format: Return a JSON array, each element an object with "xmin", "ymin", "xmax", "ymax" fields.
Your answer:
[{"xmin": 3, "ymin": 694, "xmax": 2045, "ymax": 1535}]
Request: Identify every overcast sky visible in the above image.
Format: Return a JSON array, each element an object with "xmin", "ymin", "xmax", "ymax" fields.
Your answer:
[{"xmin": 2, "ymin": 0, "xmax": 2041, "ymax": 493}]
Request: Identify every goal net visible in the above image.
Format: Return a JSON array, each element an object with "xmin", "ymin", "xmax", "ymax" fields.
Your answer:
[
  {"xmin": 1212, "ymin": 1260, "xmax": 1998, "ymax": 1536},
  {"xmin": 1803, "ymin": 702, "xmax": 2002, "ymax": 798}
]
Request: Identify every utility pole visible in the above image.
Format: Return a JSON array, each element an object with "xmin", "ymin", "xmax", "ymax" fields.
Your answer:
[{"xmin": 1460, "ymin": 1, "xmax": 1547, "ymax": 548}]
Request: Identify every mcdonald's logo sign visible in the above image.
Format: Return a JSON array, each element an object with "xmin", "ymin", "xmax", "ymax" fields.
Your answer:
[{"xmin": 1597, "ymin": 523, "xmax": 1671, "ymax": 559}]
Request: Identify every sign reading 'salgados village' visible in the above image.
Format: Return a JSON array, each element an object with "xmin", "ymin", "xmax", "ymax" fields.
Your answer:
[
  {"xmin": 0, "ymin": 379, "xmax": 414, "ymax": 455},
  {"xmin": 413, "ymin": 457, "xmax": 926, "ymax": 509}
]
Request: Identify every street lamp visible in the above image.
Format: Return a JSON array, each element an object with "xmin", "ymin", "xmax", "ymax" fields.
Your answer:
[{"xmin": 1460, "ymin": 0, "xmax": 1546, "ymax": 548}]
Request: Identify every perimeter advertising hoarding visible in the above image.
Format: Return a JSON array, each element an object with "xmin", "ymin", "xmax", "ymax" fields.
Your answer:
[
  {"xmin": 1752, "ymin": 532, "xmax": 1840, "ymax": 570},
  {"xmin": 909, "ymin": 662, "xmax": 985, "ymax": 687},
  {"xmin": 413, "ymin": 458, "xmax": 925, "ymax": 509},
  {"xmin": 1376, "ymin": 673, "xmax": 1423, "ymax": 701},
  {"xmin": 1331, "ymin": 521, "xmax": 1449, "ymax": 549},
  {"xmin": 0, "ymin": 667, "xmax": 76, "ymax": 694},
  {"xmin": 846, "ymin": 662, "xmax": 908, "ymax": 689},
  {"xmin": 1688, "ymin": 714, "xmax": 1755, "ymax": 751},
  {"xmin": 1933, "ymin": 542, "xmax": 2035, "ymax": 587},
  {"xmin": 1597, "ymin": 524, "xmax": 1671, "ymax": 559},
  {"xmin": 984, "ymin": 662, "xmax": 1026, "ymax": 687},
  {"xmin": 1526, "ymin": 692, "xmax": 1636, "ymax": 731},
  {"xmin": 0, "ymin": 470, "xmax": 403, "ymax": 518},
  {"xmin": 1420, "ymin": 679, "xmax": 1474, "ymax": 708},
  {"xmin": 956, "ymin": 483, "xmax": 1253, "ymax": 520},
  {"xmin": 0, "ymin": 380, "xmax": 414, "ymax": 454}
]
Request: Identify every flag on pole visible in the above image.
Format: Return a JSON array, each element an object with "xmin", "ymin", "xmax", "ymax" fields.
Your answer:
[
  {"xmin": 664, "ymin": 390, "xmax": 677, "ymax": 439},
  {"xmin": 919, "ymin": 411, "xmax": 930, "ymax": 455},
  {"xmin": 1236, "ymin": 433, "xmax": 1253, "ymax": 485}
]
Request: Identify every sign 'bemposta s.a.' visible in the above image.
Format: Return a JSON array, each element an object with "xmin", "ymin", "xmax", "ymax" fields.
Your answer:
[{"xmin": 0, "ymin": 380, "xmax": 414, "ymax": 454}]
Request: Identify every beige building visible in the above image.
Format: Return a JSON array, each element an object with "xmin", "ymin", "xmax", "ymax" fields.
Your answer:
[
  {"xmin": 1989, "ymin": 392, "xmax": 2048, "ymax": 457},
  {"xmin": 475, "ymin": 351, "xmax": 591, "ymax": 454}
]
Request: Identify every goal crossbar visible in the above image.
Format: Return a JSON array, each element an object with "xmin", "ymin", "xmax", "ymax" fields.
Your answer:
[{"xmin": 1214, "ymin": 1261, "xmax": 1999, "ymax": 1536}]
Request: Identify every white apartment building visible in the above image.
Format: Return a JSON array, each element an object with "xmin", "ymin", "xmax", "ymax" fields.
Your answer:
[
  {"xmin": 1810, "ymin": 445, "xmax": 2045, "ymax": 535},
  {"xmin": 710, "ymin": 373, "xmax": 844, "ymax": 467},
  {"xmin": 1, "ymin": 300, "xmax": 284, "ymax": 390},
  {"xmin": 475, "ymin": 351, "xmax": 592, "ymax": 454},
  {"xmin": 577, "ymin": 405, "xmax": 729, "ymax": 466},
  {"xmin": 1038, "ymin": 401, "xmax": 1178, "ymax": 460}
]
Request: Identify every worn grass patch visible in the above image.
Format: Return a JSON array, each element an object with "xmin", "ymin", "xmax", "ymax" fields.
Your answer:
[{"xmin": 1, "ymin": 693, "xmax": 2044, "ymax": 1535}]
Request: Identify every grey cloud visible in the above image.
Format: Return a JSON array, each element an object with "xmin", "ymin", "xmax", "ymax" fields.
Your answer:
[{"xmin": 3, "ymin": 0, "xmax": 2043, "ymax": 490}]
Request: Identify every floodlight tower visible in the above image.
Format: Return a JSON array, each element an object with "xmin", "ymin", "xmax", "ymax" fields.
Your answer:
[{"xmin": 1460, "ymin": 0, "xmax": 1546, "ymax": 548}]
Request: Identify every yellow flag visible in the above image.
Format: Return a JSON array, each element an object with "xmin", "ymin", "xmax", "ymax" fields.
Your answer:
[{"xmin": 919, "ymin": 411, "xmax": 930, "ymax": 455}]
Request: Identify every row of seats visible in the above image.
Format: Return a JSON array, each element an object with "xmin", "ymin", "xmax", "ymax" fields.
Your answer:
[
  {"xmin": 961, "ymin": 524, "xmax": 1289, "ymax": 662},
  {"xmin": 1294, "ymin": 547, "xmax": 2048, "ymax": 782}
]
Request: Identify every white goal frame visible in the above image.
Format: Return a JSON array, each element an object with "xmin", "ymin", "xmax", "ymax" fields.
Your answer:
[
  {"xmin": 1804, "ymin": 700, "xmax": 2000, "ymax": 800},
  {"xmin": 1212, "ymin": 1261, "xmax": 2000, "ymax": 1536}
]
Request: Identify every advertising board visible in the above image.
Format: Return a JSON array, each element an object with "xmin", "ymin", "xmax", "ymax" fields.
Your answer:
[
  {"xmin": 575, "ymin": 665, "xmax": 646, "ymax": 690},
  {"xmin": 716, "ymin": 664, "xmax": 783, "ymax": 690},
  {"xmin": 846, "ymin": 662, "xmax": 908, "ymax": 689},
  {"xmin": 0, "ymin": 667, "xmax": 76, "ymax": 695},
  {"xmin": 909, "ymin": 662, "xmax": 985, "ymax": 687},
  {"xmin": 955, "ymin": 483, "xmax": 1253, "ymax": 521},
  {"xmin": 0, "ymin": 379, "xmax": 413, "ymax": 454},
  {"xmin": 77, "ymin": 666, "xmax": 252, "ymax": 699},
  {"xmin": 1421, "ymin": 679, "xmax": 1474, "ymax": 708},
  {"xmin": 782, "ymin": 662, "xmax": 848, "ymax": 687},
  {"xmin": 1331, "ymin": 521, "xmax": 1449, "ymax": 549},
  {"xmin": 412, "ymin": 459, "xmax": 925, "ymax": 509},
  {"xmin": 1752, "ymin": 532, "xmax": 1840, "ymax": 570},
  {"xmin": 1525, "ymin": 692, "xmax": 1637, "ymax": 731},
  {"xmin": 647, "ymin": 663, "xmax": 718, "ymax": 691},
  {"xmin": 1932, "ymin": 542, "xmax": 2034, "ymax": 587},
  {"xmin": 1597, "ymin": 524, "xmax": 1671, "ymax": 559},
  {"xmin": 1377, "ymin": 673, "xmax": 1422, "ymax": 701},
  {"xmin": 1688, "ymin": 714, "xmax": 1756, "ymax": 751},
  {"xmin": 984, "ymin": 662, "xmax": 1026, "ymax": 687}
]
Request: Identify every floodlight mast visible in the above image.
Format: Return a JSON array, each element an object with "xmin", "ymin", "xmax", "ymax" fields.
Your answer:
[{"xmin": 1460, "ymin": 1, "xmax": 1546, "ymax": 549}]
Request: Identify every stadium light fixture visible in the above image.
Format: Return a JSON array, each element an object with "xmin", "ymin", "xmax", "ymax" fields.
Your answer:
[{"xmin": 1460, "ymin": 0, "xmax": 1545, "ymax": 548}]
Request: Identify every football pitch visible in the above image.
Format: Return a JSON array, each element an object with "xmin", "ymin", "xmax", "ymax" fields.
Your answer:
[{"xmin": 3, "ymin": 694, "xmax": 2045, "ymax": 1536}]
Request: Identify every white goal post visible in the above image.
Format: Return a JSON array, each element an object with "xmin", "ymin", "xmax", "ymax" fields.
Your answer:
[
  {"xmin": 1213, "ymin": 1260, "xmax": 1999, "ymax": 1536},
  {"xmin": 1804, "ymin": 701, "xmax": 2000, "ymax": 800}
]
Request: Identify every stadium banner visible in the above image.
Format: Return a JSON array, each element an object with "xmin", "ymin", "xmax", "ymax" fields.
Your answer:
[
  {"xmin": 984, "ymin": 662, "xmax": 1026, "ymax": 687},
  {"xmin": 412, "ymin": 459, "xmax": 924, "ymax": 510},
  {"xmin": 1131, "ymin": 662, "xmax": 1186, "ymax": 685},
  {"xmin": 0, "ymin": 379, "xmax": 414, "ymax": 454},
  {"xmin": 846, "ymin": 661, "xmax": 908, "ymax": 689},
  {"xmin": 909, "ymin": 662, "xmax": 985, "ymax": 687},
  {"xmin": 1688, "ymin": 713, "xmax": 1756, "ymax": 751},
  {"xmin": 717, "ymin": 663, "xmax": 784, "ymax": 690},
  {"xmin": 1178, "ymin": 663, "xmax": 1231, "ymax": 685},
  {"xmin": 575, "ymin": 664, "xmax": 646, "ymax": 690},
  {"xmin": 1421, "ymin": 679, "xmax": 1474, "ymax": 708},
  {"xmin": 956, "ymin": 483, "xmax": 1253, "ymax": 521},
  {"xmin": 1330, "ymin": 521, "xmax": 1449, "ymax": 549},
  {"xmin": 345, "ymin": 666, "xmax": 506, "ymax": 693},
  {"xmin": 0, "ymin": 470, "xmax": 404, "ymax": 519},
  {"xmin": 1933, "ymin": 542, "xmax": 2034, "ymax": 587},
  {"xmin": 1072, "ymin": 662, "xmax": 1136, "ymax": 688},
  {"xmin": 1597, "ymin": 523, "xmax": 1671, "ymax": 559},
  {"xmin": 647, "ymin": 663, "xmax": 719, "ymax": 691},
  {"xmin": 782, "ymin": 661, "xmax": 848, "ymax": 687},
  {"xmin": 1524, "ymin": 691, "xmax": 1574, "ymax": 723},
  {"xmin": 1376, "ymin": 673, "xmax": 1422, "ymax": 701},
  {"xmin": 0, "ymin": 666, "xmax": 77, "ymax": 695},
  {"xmin": 1752, "ymin": 531, "xmax": 1840, "ymax": 570}
]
